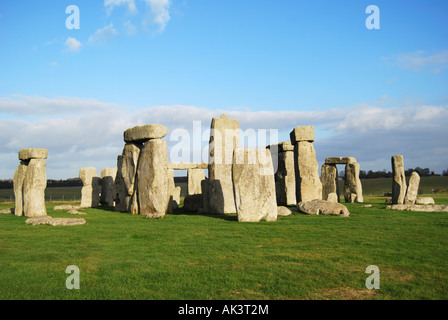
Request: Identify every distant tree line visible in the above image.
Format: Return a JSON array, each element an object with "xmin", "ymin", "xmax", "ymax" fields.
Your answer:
[{"xmin": 0, "ymin": 178, "xmax": 83, "ymax": 189}]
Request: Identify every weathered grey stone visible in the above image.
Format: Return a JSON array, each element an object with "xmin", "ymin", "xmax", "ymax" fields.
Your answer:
[
  {"xmin": 321, "ymin": 164, "xmax": 339, "ymax": 202},
  {"xmin": 26, "ymin": 216, "xmax": 86, "ymax": 226},
  {"xmin": 0, "ymin": 208, "xmax": 13, "ymax": 214},
  {"xmin": 277, "ymin": 206, "xmax": 292, "ymax": 217},
  {"xmin": 232, "ymin": 148, "xmax": 277, "ymax": 222},
  {"xmin": 404, "ymin": 172, "xmax": 420, "ymax": 205},
  {"xmin": 208, "ymin": 114, "xmax": 240, "ymax": 214},
  {"xmin": 298, "ymin": 199, "xmax": 350, "ymax": 217},
  {"xmin": 167, "ymin": 169, "xmax": 178, "ymax": 214},
  {"xmin": 13, "ymin": 161, "xmax": 28, "ymax": 216},
  {"xmin": 121, "ymin": 143, "xmax": 142, "ymax": 213},
  {"xmin": 183, "ymin": 194, "xmax": 203, "ymax": 212},
  {"xmin": 416, "ymin": 197, "xmax": 435, "ymax": 205},
  {"xmin": 137, "ymin": 139, "xmax": 169, "ymax": 216},
  {"xmin": 124, "ymin": 124, "xmax": 168, "ymax": 143},
  {"xmin": 292, "ymin": 140, "xmax": 322, "ymax": 203},
  {"xmin": 325, "ymin": 157, "xmax": 356, "ymax": 165},
  {"xmin": 168, "ymin": 186, "xmax": 181, "ymax": 213},
  {"xmin": 267, "ymin": 141, "xmax": 295, "ymax": 152},
  {"xmin": 392, "ymin": 155, "xmax": 407, "ymax": 204},
  {"xmin": 114, "ymin": 155, "xmax": 128, "ymax": 212},
  {"xmin": 18, "ymin": 148, "xmax": 48, "ymax": 160},
  {"xmin": 79, "ymin": 167, "xmax": 100, "ymax": 208},
  {"xmin": 23, "ymin": 159, "xmax": 47, "ymax": 217},
  {"xmin": 53, "ymin": 205, "xmax": 81, "ymax": 211},
  {"xmin": 327, "ymin": 192, "xmax": 339, "ymax": 203},
  {"xmin": 187, "ymin": 169, "xmax": 206, "ymax": 195},
  {"xmin": 145, "ymin": 212, "xmax": 165, "ymax": 219},
  {"xmin": 100, "ymin": 168, "xmax": 117, "ymax": 207},
  {"xmin": 199, "ymin": 179, "xmax": 210, "ymax": 213},
  {"xmin": 386, "ymin": 204, "xmax": 448, "ymax": 212},
  {"xmin": 168, "ymin": 162, "xmax": 208, "ymax": 170},
  {"xmin": 270, "ymin": 143, "xmax": 296, "ymax": 206},
  {"xmin": 344, "ymin": 163, "xmax": 364, "ymax": 203},
  {"xmin": 290, "ymin": 126, "xmax": 315, "ymax": 143}
]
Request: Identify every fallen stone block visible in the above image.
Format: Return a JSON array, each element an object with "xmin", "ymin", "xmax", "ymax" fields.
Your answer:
[{"xmin": 298, "ymin": 199, "xmax": 350, "ymax": 217}]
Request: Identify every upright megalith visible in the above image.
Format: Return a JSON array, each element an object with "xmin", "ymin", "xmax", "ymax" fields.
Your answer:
[
  {"xmin": 187, "ymin": 169, "xmax": 206, "ymax": 195},
  {"xmin": 116, "ymin": 123, "xmax": 171, "ymax": 217},
  {"xmin": 321, "ymin": 163, "xmax": 339, "ymax": 202},
  {"xmin": 13, "ymin": 148, "xmax": 48, "ymax": 217},
  {"xmin": 208, "ymin": 114, "xmax": 240, "ymax": 214},
  {"xmin": 405, "ymin": 171, "xmax": 420, "ymax": 205},
  {"xmin": 232, "ymin": 148, "xmax": 277, "ymax": 222},
  {"xmin": 137, "ymin": 139, "xmax": 169, "ymax": 216},
  {"xmin": 268, "ymin": 141, "xmax": 296, "ymax": 206},
  {"xmin": 114, "ymin": 155, "xmax": 127, "ymax": 212},
  {"xmin": 100, "ymin": 168, "xmax": 117, "ymax": 207},
  {"xmin": 392, "ymin": 155, "xmax": 407, "ymax": 205},
  {"xmin": 344, "ymin": 163, "xmax": 364, "ymax": 203},
  {"xmin": 290, "ymin": 126, "xmax": 322, "ymax": 203},
  {"xmin": 121, "ymin": 143, "xmax": 142, "ymax": 214},
  {"xmin": 79, "ymin": 167, "xmax": 100, "ymax": 208}
]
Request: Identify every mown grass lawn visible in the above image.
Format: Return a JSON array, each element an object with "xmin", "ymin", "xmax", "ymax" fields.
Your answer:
[{"xmin": 0, "ymin": 195, "xmax": 447, "ymax": 300}]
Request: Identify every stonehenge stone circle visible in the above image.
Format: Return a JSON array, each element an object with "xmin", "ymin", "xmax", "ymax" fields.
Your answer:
[
  {"xmin": 268, "ymin": 141, "xmax": 296, "ymax": 206},
  {"xmin": 13, "ymin": 148, "xmax": 48, "ymax": 217},
  {"xmin": 208, "ymin": 114, "xmax": 240, "ymax": 214},
  {"xmin": 79, "ymin": 167, "xmax": 100, "ymax": 208},
  {"xmin": 121, "ymin": 143, "xmax": 142, "ymax": 214},
  {"xmin": 232, "ymin": 148, "xmax": 277, "ymax": 222},
  {"xmin": 100, "ymin": 168, "xmax": 117, "ymax": 207},
  {"xmin": 392, "ymin": 155, "xmax": 407, "ymax": 205},
  {"xmin": 386, "ymin": 204, "xmax": 448, "ymax": 212},
  {"xmin": 404, "ymin": 172, "xmax": 420, "ymax": 205},
  {"xmin": 290, "ymin": 126, "xmax": 322, "ymax": 203},
  {"xmin": 277, "ymin": 206, "xmax": 292, "ymax": 217}
]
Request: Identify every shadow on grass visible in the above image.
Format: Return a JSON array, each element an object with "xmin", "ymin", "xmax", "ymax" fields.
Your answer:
[{"xmin": 170, "ymin": 207, "xmax": 238, "ymax": 222}]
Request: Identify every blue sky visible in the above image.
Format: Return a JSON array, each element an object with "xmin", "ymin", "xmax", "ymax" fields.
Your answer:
[{"xmin": 0, "ymin": 0, "xmax": 447, "ymax": 178}]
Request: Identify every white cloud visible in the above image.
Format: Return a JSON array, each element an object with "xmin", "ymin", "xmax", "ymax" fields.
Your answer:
[
  {"xmin": 124, "ymin": 20, "xmax": 138, "ymax": 35},
  {"xmin": 143, "ymin": 0, "xmax": 171, "ymax": 32},
  {"xmin": 88, "ymin": 24, "xmax": 119, "ymax": 45},
  {"xmin": 384, "ymin": 50, "xmax": 448, "ymax": 73},
  {"xmin": 105, "ymin": 0, "xmax": 137, "ymax": 15},
  {"xmin": 64, "ymin": 37, "xmax": 82, "ymax": 52},
  {"xmin": 0, "ymin": 95, "xmax": 447, "ymax": 179}
]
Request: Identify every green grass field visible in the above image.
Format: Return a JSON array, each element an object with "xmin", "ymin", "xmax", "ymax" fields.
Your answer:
[{"xmin": 1, "ymin": 192, "xmax": 448, "ymax": 300}]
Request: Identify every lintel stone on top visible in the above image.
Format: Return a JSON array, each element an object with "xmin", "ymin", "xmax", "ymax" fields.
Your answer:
[{"xmin": 325, "ymin": 157, "xmax": 357, "ymax": 165}]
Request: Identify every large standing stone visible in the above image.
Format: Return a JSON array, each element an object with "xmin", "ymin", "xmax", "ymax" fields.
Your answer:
[
  {"xmin": 121, "ymin": 143, "xmax": 142, "ymax": 214},
  {"xmin": 137, "ymin": 139, "xmax": 170, "ymax": 216},
  {"xmin": 321, "ymin": 164, "xmax": 339, "ymax": 202},
  {"xmin": 100, "ymin": 168, "xmax": 117, "ymax": 207},
  {"xmin": 79, "ymin": 167, "xmax": 100, "ymax": 208},
  {"xmin": 22, "ymin": 159, "xmax": 47, "ymax": 217},
  {"xmin": 187, "ymin": 168, "xmax": 206, "ymax": 195},
  {"xmin": 13, "ymin": 161, "xmax": 28, "ymax": 216},
  {"xmin": 268, "ymin": 141, "xmax": 296, "ymax": 206},
  {"xmin": 392, "ymin": 155, "xmax": 407, "ymax": 204},
  {"xmin": 208, "ymin": 114, "xmax": 240, "ymax": 214},
  {"xmin": 344, "ymin": 163, "xmax": 364, "ymax": 203},
  {"xmin": 232, "ymin": 148, "xmax": 277, "ymax": 222},
  {"xmin": 18, "ymin": 148, "xmax": 48, "ymax": 161},
  {"xmin": 404, "ymin": 172, "xmax": 420, "ymax": 205},
  {"xmin": 290, "ymin": 126, "xmax": 322, "ymax": 203},
  {"xmin": 114, "ymin": 155, "xmax": 127, "ymax": 212},
  {"xmin": 124, "ymin": 124, "xmax": 168, "ymax": 143}
]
